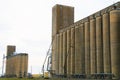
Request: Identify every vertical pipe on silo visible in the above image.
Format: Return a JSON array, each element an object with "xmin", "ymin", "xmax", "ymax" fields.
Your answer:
[
  {"xmin": 56, "ymin": 34, "xmax": 59, "ymax": 75},
  {"xmin": 110, "ymin": 9, "xmax": 120, "ymax": 79},
  {"xmin": 96, "ymin": 13, "xmax": 104, "ymax": 73},
  {"xmin": 58, "ymin": 34, "xmax": 60, "ymax": 75},
  {"xmin": 102, "ymin": 12, "xmax": 111, "ymax": 73},
  {"xmin": 59, "ymin": 33, "xmax": 63, "ymax": 75},
  {"xmin": 75, "ymin": 26, "xmax": 81, "ymax": 74},
  {"xmin": 67, "ymin": 29, "xmax": 71, "ymax": 76},
  {"xmin": 63, "ymin": 31, "xmax": 67, "ymax": 76},
  {"xmin": 90, "ymin": 15, "xmax": 97, "ymax": 74},
  {"xmin": 85, "ymin": 18, "xmax": 90, "ymax": 75},
  {"xmin": 71, "ymin": 27, "xmax": 75, "ymax": 75}
]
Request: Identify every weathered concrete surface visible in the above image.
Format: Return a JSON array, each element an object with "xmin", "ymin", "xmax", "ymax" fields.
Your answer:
[
  {"xmin": 59, "ymin": 33, "xmax": 63, "ymax": 75},
  {"xmin": 51, "ymin": 36, "xmax": 56, "ymax": 74},
  {"xmin": 52, "ymin": 2, "xmax": 120, "ymax": 78},
  {"xmin": 96, "ymin": 15, "xmax": 104, "ymax": 73},
  {"xmin": 90, "ymin": 16, "xmax": 97, "ymax": 74},
  {"xmin": 63, "ymin": 31, "xmax": 67, "ymax": 75},
  {"xmin": 52, "ymin": 4, "xmax": 74, "ymax": 36},
  {"xmin": 56, "ymin": 34, "xmax": 60, "ymax": 74},
  {"xmin": 85, "ymin": 20, "xmax": 90, "ymax": 75},
  {"xmin": 75, "ymin": 24, "xmax": 85, "ymax": 74},
  {"xmin": 79, "ymin": 24, "xmax": 85, "ymax": 74},
  {"xmin": 75, "ymin": 26, "xmax": 81, "ymax": 74},
  {"xmin": 103, "ymin": 13, "xmax": 111, "ymax": 73},
  {"xmin": 52, "ymin": 5, "xmax": 74, "ymax": 75},
  {"xmin": 7, "ymin": 45, "xmax": 16, "ymax": 56},
  {"xmin": 67, "ymin": 29, "xmax": 71, "ymax": 76},
  {"xmin": 71, "ymin": 27, "xmax": 75, "ymax": 75},
  {"xmin": 6, "ymin": 46, "xmax": 28, "ymax": 77},
  {"xmin": 110, "ymin": 10, "xmax": 120, "ymax": 79}
]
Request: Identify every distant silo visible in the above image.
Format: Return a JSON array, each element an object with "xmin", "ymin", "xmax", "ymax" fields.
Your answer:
[
  {"xmin": 5, "ymin": 45, "xmax": 28, "ymax": 78},
  {"xmin": 6, "ymin": 45, "xmax": 16, "ymax": 77},
  {"xmin": 7, "ymin": 45, "xmax": 16, "ymax": 56}
]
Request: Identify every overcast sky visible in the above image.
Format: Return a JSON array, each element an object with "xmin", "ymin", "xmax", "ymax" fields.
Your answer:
[{"xmin": 0, "ymin": 0, "xmax": 119, "ymax": 74}]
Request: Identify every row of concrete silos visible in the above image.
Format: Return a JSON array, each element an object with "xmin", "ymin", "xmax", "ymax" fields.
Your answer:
[{"xmin": 52, "ymin": 2, "xmax": 120, "ymax": 79}]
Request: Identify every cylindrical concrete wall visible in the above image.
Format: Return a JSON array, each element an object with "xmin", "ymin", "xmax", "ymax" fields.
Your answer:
[
  {"xmin": 85, "ymin": 20, "xmax": 90, "ymax": 75},
  {"xmin": 63, "ymin": 31, "xmax": 67, "ymax": 76},
  {"xmin": 110, "ymin": 10, "xmax": 120, "ymax": 79},
  {"xmin": 96, "ymin": 14, "xmax": 104, "ymax": 73},
  {"xmin": 59, "ymin": 33, "xmax": 63, "ymax": 75},
  {"xmin": 52, "ymin": 36, "xmax": 56, "ymax": 74},
  {"xmin": 67, "ymin": 29, "xmax": 71, "ymax": 76},
  {"xmin": 90, "ymin": 16, "xmax": 97, "ymax": 74},
  {"xmin": 75, "ymin": 26, "xmax": 81, "ymax": 74},
  {"xmin": 75, "ymin": 24, "xmax": 85, "ymax": 74},
  {"xmin": 79, "ymin": 24, "xmax": 85, "ymax": 74},
  {"xmin": 56, "ymin": 34, "xmax": 60, "ymax": 74},
  {"xmin": 103, "ymin": 12, "xmax": 111, "ymax": 73},
  {"xmin": 58, "ymin": 34, "xmax": 61, "ymax": 75},
  {"xmin": 71, "ymin": 27, "xmax": 75, "ymax": 75}
]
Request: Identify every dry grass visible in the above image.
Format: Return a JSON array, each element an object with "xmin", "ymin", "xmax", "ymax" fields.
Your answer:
[{"xmin": 0, "ymin": 78, "xmax": 39, "ymax": 80}]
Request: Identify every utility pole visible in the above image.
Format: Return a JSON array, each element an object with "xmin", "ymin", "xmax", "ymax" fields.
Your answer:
[
  {"xmin": 31, "ymin": 66, "xmax": 32, "ymax": 75},
  {"xmin": 2, "ymin": 54, "xmax": 5, "ymax": 76}
]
